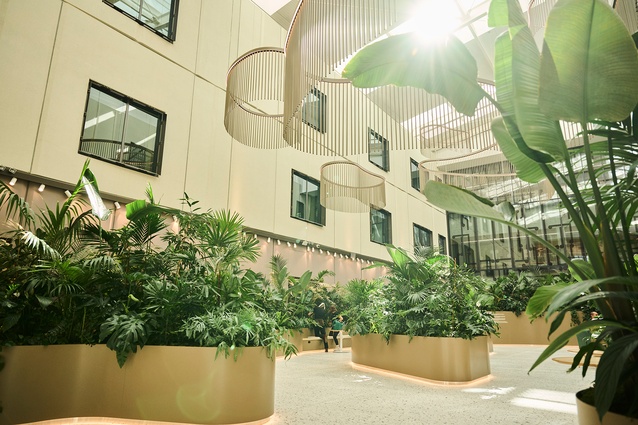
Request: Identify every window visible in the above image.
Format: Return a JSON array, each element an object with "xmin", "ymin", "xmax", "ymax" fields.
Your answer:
[
  {"xmin": 104, "ymin": 0, "xmax": 179, "ymax": 41},
  {"xmin": 438, "ymin": 235, "xmax": 447, "ymax": 254},
  {"xmin": 79, "ymin": 82, "xmax": 166, "ymax": 175},
  {"xmin": 291, "ymin": 171, "xmax": 325, "ymax": 226},
  {"xmin": 410, "ymin": 158, "xmax": 420, "ymax": 191},
  {"xmin": 413, "ymin": 224, "xmax": 433, "ymax": 250},
  {"xmin": 302, "ymin": 88, "xmax": 326, "ymax": 133},
  {"xmin": 370, "ymin": 208, "xmax": 392, "ymax": 244},
  {"xmin": 369, "ymin": 129, "xmax": 389, "ymax": 171}
]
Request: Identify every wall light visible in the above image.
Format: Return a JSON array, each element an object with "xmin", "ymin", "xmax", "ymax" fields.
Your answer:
[
  {"xmin": 339, "ymin": 254, "xmax": 343, "ymax": 258},
  {"xmin": 307, "ymin": 246, "xmax": 310, "ymax": 252},
  {"xmin": 293, "ymin": 243, "xmax": 297, "ymax": 248},
  {"xmin": 114, "ymin": 201, "xmax": 121, "ymax": 210},
  {"xmin": 267, "ymin": 237, "xmax": 271, "ymax": 243},
  {"xmin": 8, "ymin": 177, "xmax": 17, "ymax": 186},
  {"xmin": 277, "ymin": 239, "xmax": 281, "ymax": 245},
  {"xmin": 319, "ymin": 249, "xmax": 323, "ymax": 254},
  {"xmin": 38, "ymin": 184, "xmax": 45, "ymax": 192},
  {"xmin": 64, "ymin": 190, "xmax": 72, "ymax": 198},
  {"xmin": 287, "ymin": 241, "xmax": 291, "ymax": 247},
  {"xmin": 333, "ymin": 252, "xmax": 337, "ymax": 257}
]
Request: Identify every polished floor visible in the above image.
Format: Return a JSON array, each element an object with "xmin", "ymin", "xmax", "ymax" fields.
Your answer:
[{"xmin": 270, "ymin": 345, "xmax": 589, "ymax": 425}]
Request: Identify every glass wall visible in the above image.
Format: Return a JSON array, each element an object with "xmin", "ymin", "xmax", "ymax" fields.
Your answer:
[{"xmin": 447, "ymin": 200, "xmax": 592, "ymax": 278}]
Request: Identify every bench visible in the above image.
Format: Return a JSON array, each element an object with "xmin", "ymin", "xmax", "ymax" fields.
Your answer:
[{"xmin": 302, "ymin": 331, "xmax": 351, "ymax": 351}]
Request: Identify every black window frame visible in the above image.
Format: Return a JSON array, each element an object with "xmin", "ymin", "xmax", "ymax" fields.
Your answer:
[
  {"xmin": 103, "ymin": 0, "xmax": 180, "ymax": 42},
  {"xmin": 79, "ymin": 81, "xmax": 166, "ymax": 176},
  {"xmin": 301, "ymin": 88, "xmax": 327, "ymax": 133},
  {"xmin": 290, "ymin": 170, "xmax": 326, "ymax": 226},
  {"xmin": 368, "ymin": 128, "xmax": 390, "ymax": 171},
  {"xmin": 438, "ymin": 234, "xmax": 447, "ymax": 254},
  {"xmin": 410, "ymin": 158, "xmax": 420, "ymax": 191},
  {"xmin": 413, "ymin": 223, "xmax": 433, "ymax": 250},
  {"xmin": 370, "ymin": 208, "xmax": 392, "ymax": 244}
]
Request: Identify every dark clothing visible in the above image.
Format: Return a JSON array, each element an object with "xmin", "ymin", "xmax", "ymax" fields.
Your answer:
[{"xmin": 313, "ymin": 305, "xmax": 328, "ymax": 351}]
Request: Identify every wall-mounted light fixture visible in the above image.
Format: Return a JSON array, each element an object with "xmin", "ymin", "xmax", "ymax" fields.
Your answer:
[
  {"xmin": 64, "ymin": 190, "xmax": 72, "ymax": 198},
  {"xmin": 293, "ymin": 243, "xmax": 297, "ymax": 248},
  {"xmin": 267, "ymin": 237, "xmax": 271, "ymax": 243},
  {"xmin": 277, "ymin": 239, "xmax": 281, "ymax": 245},
  {"xmin": 287, "ymin": 241, "xmax": 291, "ymax": 247},
  {"xmin": 38, "ymin": 184, "xmax": 45, "ymax": 192},
  {"xmin": 114, "ymin": 201, "xmax": 121, "ymax": 210},
  {"xmin": 8, "ymin": 177, "xmax": 17, "ymax": 186}
]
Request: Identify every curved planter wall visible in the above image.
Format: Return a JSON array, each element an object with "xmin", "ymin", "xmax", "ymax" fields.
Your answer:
[
  {"xmin": 0, "ymin": 345, "xmax": 274, "ymax": 425},
  {"xmin": 351, "ymin": 334, "xmax": 490, "ymax": 383},
  {"xmin": 492, "ymin": 311, "xmax": 579, "ymax": 345}
]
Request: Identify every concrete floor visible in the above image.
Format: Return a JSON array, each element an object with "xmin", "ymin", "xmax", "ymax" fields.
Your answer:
[{"xmin": 269, "ymin": 345, "xmax": 591, "ymax": 425}]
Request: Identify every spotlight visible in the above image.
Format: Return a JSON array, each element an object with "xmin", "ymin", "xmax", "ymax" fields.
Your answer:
[
  {"xmin": 307, "ymin": 246, "xmax": 310, "ymax": 252},
  {"xmin": 8, "ymin": 177, "xmax": 17, "ymax": 186},
  {"xmin": 254, "ymin": 234, "xmax": 258, "ymax": 239},
  {"xmin": 114, "ymin": 201, "xmax": 121, "ymax": 210},
  {"xmin": 64, "ymin": 190, "xmax": 72, "ymax": 198},
  {"xmin": 287, "ymin": 241, "xmax": 291, "ymax": 247},
  {"xmin": 293, "ymin": 243, "xmax": 297, "ymax": 248},
  {"xmin": 339, "ymin": 254, "xmax": 343, "ymax": 258},
  {"xmin": 37, "ymin": 184, "xmax": 45, "ymax": 192},
  {"xmin": 267, "ymin": 237, "xmax": 271, "ymax": 243},
  {"xmin": 319, "ymin": 249, "xmax": 323, "ymax": 254},
  {"xmin": 311, "ymin": 247, "xmax": 315, "ymax": 252},
  {"xmin": 333, "ymin": 252, "xmax": 337, "ymax": 257},
  {"xmin": 277, "ymin": 239, "xmax": 281, "ymax": 245}
]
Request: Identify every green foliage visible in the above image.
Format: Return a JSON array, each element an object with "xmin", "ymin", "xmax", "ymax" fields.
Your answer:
[
  {"xmin": 488, "ymin": 272, "xmax": 556, "ymax": 316},
  {"xmin": 344, "ymin": 0, "xmax": 638, "ymax": 419},
  {"xmin": 342, "ymin": 279, "xmax": 385, "ymax": 336},
  {"xmin": 345, "ymin": 246, "xmax": 497, "ymax": 341},
  {"xmin": 0, "ymin": 164, "xmax": 309, "ymax": 367}
]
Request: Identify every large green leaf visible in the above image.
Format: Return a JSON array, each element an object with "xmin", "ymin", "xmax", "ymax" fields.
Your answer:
[
  {"xmin": 492, "ymin": 0, "xmax": 567, "ymax": 162},
  {"xmin": 595, "ymin": 333, "xmax": 638, "ymax": 420},
  {"xmin": 525, "ymin": 283, "xmax": 569, "ymax": 320},
  {"xmin": 492, "ymin": 117, "xmax": 546, "ymax": 182},
  {"xmin": 342, "ymin": 33, "xmax": 485, "ymax": 116},
  {"xmin": 539, "ymin": 0, "xmax": 638, "ymax": 122}
]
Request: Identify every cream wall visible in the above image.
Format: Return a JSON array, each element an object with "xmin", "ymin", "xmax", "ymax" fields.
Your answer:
[{"xmin": 0, "ymin": 0, "xmax": 448, "ymax": 285}]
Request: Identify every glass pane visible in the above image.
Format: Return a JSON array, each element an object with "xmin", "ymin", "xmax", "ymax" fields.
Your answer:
[
  {"xmin": 302, "ymin": 89, "xmax": 326, "ymax": 133},
  {"xmin": 105, "ymin": 0, "xmax": 140, "ymax": 17},
  {"xmin": 141, "ymin": 0, "xmax": 172, "ymax": 37},
  {"xmin": 122, "ymin": 105, "xmax": 161, "ymax": 172},
  {"xmin": 371, "ymin": 209, "xmax": 389, "ymax": 243},
  {"xmin": 291, "ymin": 174, "xmax": 306, "ymax": 219},
  {"xmin": 369, "ymin": 130, "xmax": 388, "ymax": 170},
  {"xmin": 81, "ymin": 87, "xmax": 126, "ymax": 162},
  {"xmin": 305, "ymin": 179, "xmax": 322, "ymax": 224},
  {"xmin": 413, "ymin": 225, "xmax": 432, "ymax": 248},
  {"xmin": 410, "ymin": 160, "xmax": 420, "ymax": 190},
  {"xmin": 438, "ymin": 235, "xmax": 447, "ymax": 254}
]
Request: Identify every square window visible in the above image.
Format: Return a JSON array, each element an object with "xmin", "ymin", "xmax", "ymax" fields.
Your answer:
[
  {"xmin": 291, "ymin": 170, "xmax": 325, "ymax": 226},
  {"xmin": 79, "ymin": 81, "xmax": 166, "ymax": 175},
  {"xmin": 370, "ymin": 208, "xmax": 392, "ymax": 244},
  {"xmin": 302, "ymin": 88, "xmax": 326, "ymax": 133},
  {"xmin": 413, "ymin": 224, "xmax": 433, "ymax": 251},
  {"xmin": 369, "ymin": 129, "xmax": 389, "ymax": 171},
  {"xmin": 410, "ymin": 158, "xmax": 420, "ymax": 191},
  {"xmin": 104, "ymin": 0, "xmax": 179, "ymax": 41}
]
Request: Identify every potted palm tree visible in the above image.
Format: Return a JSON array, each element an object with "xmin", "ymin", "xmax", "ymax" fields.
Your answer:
[{"xmin": 343, "ymin": 0, "xmax": 638, "ymax": 421}]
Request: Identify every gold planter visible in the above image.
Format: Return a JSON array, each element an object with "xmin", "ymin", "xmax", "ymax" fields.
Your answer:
[
  {"xmin": 576, "ymin": 389, "xmax": 638, "ymax": 425},
  {"xmin": 351, "ymin": 334, "xmax": 490, "ymax": 383},
  {"xmin": 492, "ymin": 311, "xmax": 579, "ymax": 345},
  {"xmin": 0, "ymin": 344, "xmax": 275, "ymax": 425}
]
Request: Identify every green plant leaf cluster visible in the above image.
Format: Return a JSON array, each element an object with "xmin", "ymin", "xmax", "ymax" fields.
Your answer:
[
  {"xmin": 0, "ymin": 165, "xmax": 313, "ymax": 366},
  {"xmin": 344, "ymin": 0, "xmax": 638, "ymax": 419},
  {"xmin": 344, "ymin": 246, "xmax": 497, "ymax": 341}
]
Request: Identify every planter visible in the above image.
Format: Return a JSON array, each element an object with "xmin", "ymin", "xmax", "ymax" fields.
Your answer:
[
  {"xmin": 492, "ymin": 311, "xmax": 579, "ymax": 345},
  {"xmin": 576, "ymin": 389, "xmax": 637, "ymax": 425},
  {"xmin": 351, "ymin": 334, "xmax": 490, "ymax": 383},
  {"xmin": 0, "ymin": 344, "xmax": 275, "ymax": 425}
]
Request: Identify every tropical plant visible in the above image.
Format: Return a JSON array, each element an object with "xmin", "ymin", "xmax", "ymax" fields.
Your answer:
[
  {"xmin": 377, "ymin": 246, "xmax": 496, "ymax": 340},
  {"xmin": 343, "ymin": 0, "xmax": 638, "ymax": 420},
  {"xmin": 342, "ymin": 278, "xmax": 386, "ymax": 336},
  {"xmin": 0, "ymin": 165, "xmax": 297, "ymax": 367}
]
